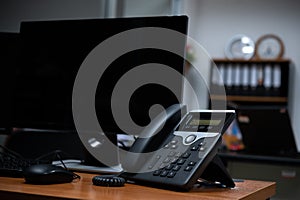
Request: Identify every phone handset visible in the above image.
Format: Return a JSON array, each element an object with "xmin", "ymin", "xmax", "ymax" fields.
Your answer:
[
  {"xmin": 129, "ymin": 104, "xmax": 186, "ymax": 153},
  {"xmin": 122, "ymin": 104, "xmax": 186, "ymax": 172}
]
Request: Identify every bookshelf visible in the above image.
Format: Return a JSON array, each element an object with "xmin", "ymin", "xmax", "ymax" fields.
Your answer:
[
  {"xmin": 210, "ymin": 58, "xmax": 290, "ymax": 105},
  {"xmin": 210, "ymin": 58, "xmax": 296, "ymax": 157}
]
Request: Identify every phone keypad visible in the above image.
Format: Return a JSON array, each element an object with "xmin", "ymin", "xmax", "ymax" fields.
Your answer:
[{"xmin": 151, "ymin": 137, "xmax": 206, "ymax": 179}]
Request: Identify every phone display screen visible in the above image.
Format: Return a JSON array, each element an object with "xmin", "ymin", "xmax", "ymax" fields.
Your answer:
[
  {"xmin": 189, "ymin": 119, "xmax": 222, "ymax": 126},
  {"xmin": 178, "ymin": 111, "xmax": 233, "ymax": 132}
]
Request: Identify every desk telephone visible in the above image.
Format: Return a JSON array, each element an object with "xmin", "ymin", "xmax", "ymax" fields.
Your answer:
[{"xmin": 120, "ymin": 104, "xmax": 236, "ymax": 191}]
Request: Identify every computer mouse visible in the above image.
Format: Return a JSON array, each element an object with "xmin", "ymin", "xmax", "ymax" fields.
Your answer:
[{"xmin": 23, "ymin": 164, "xmax": 80, "ymax": 184}]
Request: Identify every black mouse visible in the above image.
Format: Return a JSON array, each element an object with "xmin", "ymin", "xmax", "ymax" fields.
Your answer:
[{"xmin": 23, "ymin": 164, "xmax": 80, "ymax": 184}]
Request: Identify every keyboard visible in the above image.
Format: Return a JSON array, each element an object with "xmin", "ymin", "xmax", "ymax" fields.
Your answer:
[{"xmin": 0, "ymin": 145, "xmax": 50, "ymax": 177}]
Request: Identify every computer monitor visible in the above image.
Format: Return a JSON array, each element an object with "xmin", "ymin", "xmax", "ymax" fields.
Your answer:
[
  {"xmin": 0, "ymin": 32, "xmax": 19, "ymax": 132},
  {"xmin": 13, "ymin": 16, "xmax": 188, "ymax": 134}
]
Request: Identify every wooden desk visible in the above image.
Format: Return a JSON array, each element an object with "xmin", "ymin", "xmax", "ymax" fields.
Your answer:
[{"xmin": 0, "ymin": 172, "xmax": 275, "ymax": 200}]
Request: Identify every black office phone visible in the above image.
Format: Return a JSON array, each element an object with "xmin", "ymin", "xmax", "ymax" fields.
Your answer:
[{"xmin": 120, "ymin": 105, "xmax": 235, "ymax": 191}]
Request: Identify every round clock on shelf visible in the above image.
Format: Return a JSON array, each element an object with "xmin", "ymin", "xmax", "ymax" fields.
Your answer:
[
  {"xmin": 255, "ymin": 34, "xmax": 284, "ymax": 60},
  {"xmin": 225, "ymin": 34, "xmax": 255, "ymax": 60}
]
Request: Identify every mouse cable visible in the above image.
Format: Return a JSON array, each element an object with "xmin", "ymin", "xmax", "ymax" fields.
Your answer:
[
  {"xmin": 34, "ymin": 150, "xmax": 81, "ymax": 181},
  {"xmin": 0, "ymin": 144, "xmax": 26, "ymax": 159}
]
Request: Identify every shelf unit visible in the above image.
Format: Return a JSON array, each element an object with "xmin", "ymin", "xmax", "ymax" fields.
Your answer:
[
  {"xmin": 209, "ymin": 58, "xmax": 297, "ymax": 155},
  {"xmin": 210, "ymin": 58, "xmax": 290, "ymax": 106}
]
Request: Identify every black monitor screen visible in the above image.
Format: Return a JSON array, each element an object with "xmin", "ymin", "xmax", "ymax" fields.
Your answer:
[
  {"xmin": 14, "ymin": 16, "xmax": 188, "ymax": 133},
  {"xmin": 0, "ymin": 32, "xmax": 19, "ymax": 131}
]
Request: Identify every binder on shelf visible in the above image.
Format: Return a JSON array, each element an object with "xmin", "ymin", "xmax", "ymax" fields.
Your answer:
[
  {"xmin": 225, "ymin": 64, "xmax": 233, "ymax": 94},
  {"xmin": 273, "ymin": 64, "xmax": 281, "ymax": 89},
  {"xmin": 233, "ymin": 64, "xmax": 241, "ymax": 87},
  {"xmin": 263, "ymin": 64, "xmax": 272, "ymax": 90},
  {"xmin": 241, "ymin": 64, "xmax": 249, "ymax": 90},
  {"xmin": 250, "ymin": 64, "xmax": 258, "ymax": 89}
]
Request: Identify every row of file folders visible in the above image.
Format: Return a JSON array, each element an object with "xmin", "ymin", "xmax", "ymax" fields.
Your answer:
[{"xmin": 210, "ymin": 62, "xmax": 288, "ymax": 97}]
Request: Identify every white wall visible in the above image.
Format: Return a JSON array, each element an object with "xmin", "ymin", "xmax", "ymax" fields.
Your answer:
[
  {"xmin": 121, "ymin": 0, "xmax": 172, "ymax": 17},
  {"xmin": 183, "ymin": 0, "xmax": 300, "ymax": 151}
]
